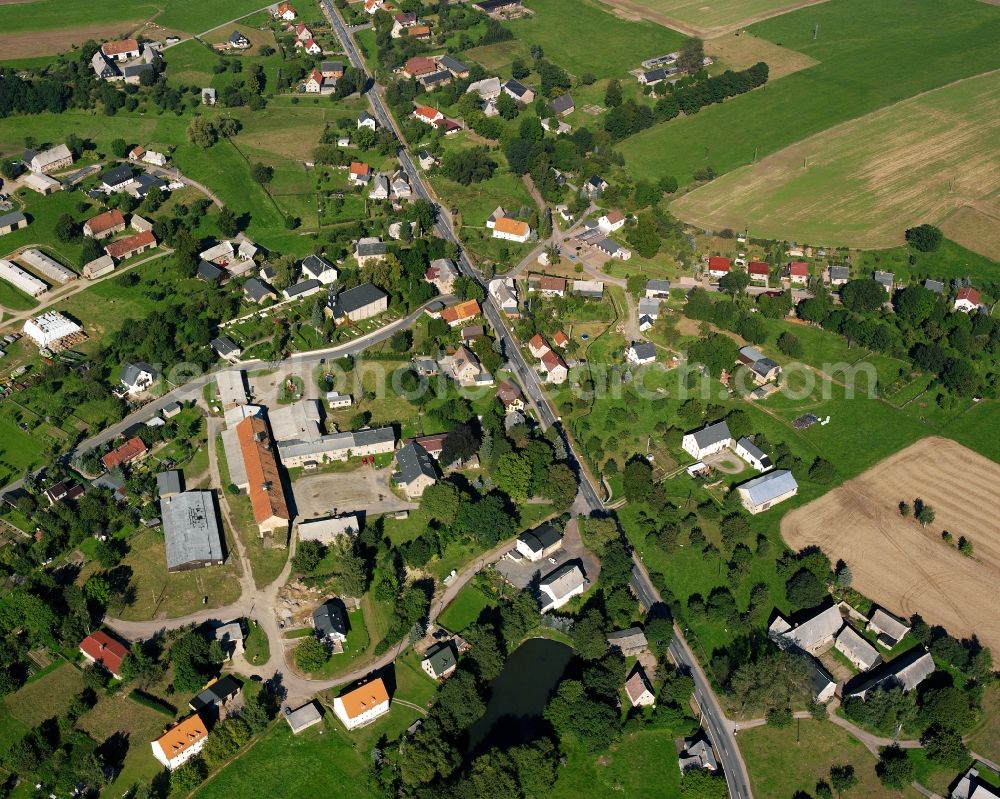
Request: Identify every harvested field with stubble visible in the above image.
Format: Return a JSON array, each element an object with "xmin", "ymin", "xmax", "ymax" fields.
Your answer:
[
  {"xmin": 940, "ymin": 195, "xmax": 1000, "ymax": 259},
  {"xmin": 782, "ymin": 437, "xmax": 1000, "ymax": 652},
  {"xmin": 670, "ymin": 70, "xmax": 1000, "ymax": 249},
  {"xmin": 706, "ymin": 32, "xmax": 818, "ymax": 80}
]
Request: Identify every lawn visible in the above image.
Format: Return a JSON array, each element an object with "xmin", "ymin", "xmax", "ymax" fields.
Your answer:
[
  {"xmin": 0, "ymin": 1, "xmax": 159, "ymax": 35},
  {"xmin": 550, "ymin": 727, "xmax": 683, "ymax": 799},
  {"xmin": 195, "ymin": 651, "xmax": 433, "ymax": 799},
  {"xmin": 193, "ymin": 718, "xmax": 373, "ymax": 799},
  {"xmin": 437, "ymin": 581, "xmax": 496, "ymax": 632},
  {"xmin": 670, "ymin": 71, "xmax": 1000, "ymax": 249},
  {"xmin": 508, "ymin": 0, "xmax": 686, "ymax": 78},
  {"xmin": 0, "ymin": 190, "xmax": 102, "ymax": 268},
  {"xmin": 244, "ymin": 621, "xmax": 271, "ymax": 666},
  {"xmin": 4, "ymin": 662, "xmax": 84, "ymax": 729},
  {"xmin": 0, "ymin": 280, "xmax": 38, "ymax": 312},
  {"xmin": 76, "ymin": 692, "xmax": 174, "ymax": 797},
  {"xmin": 619, "ymin": 0, "xmax": 1000, "ymax": 185},
  {"xmin": 852, "ymin": 238, "xmax": 1000, "ymax": 288},
  {"xmin": 113, "ymin": 527, "xmax": 243, "ymax": 620},
  {"xmin": 740, "ymin": 719, "xmax": 923, "ymax": 799}
]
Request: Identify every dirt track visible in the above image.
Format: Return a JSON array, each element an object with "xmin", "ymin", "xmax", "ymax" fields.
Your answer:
[{"xmin": 781, "ymin": 437, "xmax": 1000, "ymax": 652}]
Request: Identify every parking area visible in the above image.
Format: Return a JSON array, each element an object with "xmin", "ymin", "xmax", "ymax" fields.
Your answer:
[
  {"xmin": 291, "ymin": 465, "xmax": 415, "ymax": 519},
  {"xmin": 495, "ymin": 518, "xmax": 601, "ymax": 590}
]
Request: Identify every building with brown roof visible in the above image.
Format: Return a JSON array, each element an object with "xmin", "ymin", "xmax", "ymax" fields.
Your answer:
[
  {"xmin": 151, "ymin": 714, "xmax": 208, "ymax": 770},
  {"xmin": 402, "ymin": 56, "xmax": 436, "ymax": 78},
  {"xmin": 104, "ymin": 230, "xmax": 156, "ymax": 261},
  {"xmin": 236, "ymin": 416, "xmax": 291, "ymax": 538},
  {"xmin": 333, "ymin": 678, "xmax": 390, "ymax": 730},
  {"xmin": 102, "ymin": 38, "xmax": 140, "ymax": 61},
  {"xmin": 101, "ymin": 436, "xmax": 148, "ymax": 472},
  {"xmin": 79, "ymin": 630, "xmax": 128, "ymax": 678},
  {"xmin": 83, "ymin": 209, "xmax": 126, "ymax": 239}
]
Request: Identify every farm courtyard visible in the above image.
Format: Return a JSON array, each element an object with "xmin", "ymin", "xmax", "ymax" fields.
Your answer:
[{"xmin": 782, "ymin": 436, "xmax": 1000, "ymax": 652}]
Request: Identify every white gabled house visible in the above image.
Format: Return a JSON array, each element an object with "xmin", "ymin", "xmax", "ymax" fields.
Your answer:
[{"xmin": 681, "ymin": 420, "xmax": 732, "ymax": 460}]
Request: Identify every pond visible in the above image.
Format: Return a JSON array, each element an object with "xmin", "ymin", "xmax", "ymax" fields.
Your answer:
[{"xmin": 466, "ymin": 637, "xmax": 573, "ymax": 751}]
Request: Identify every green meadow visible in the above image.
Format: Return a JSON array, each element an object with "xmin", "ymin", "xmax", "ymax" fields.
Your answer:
[{"xmin": 618, "ymin": 0, "xmax": 1000, "ymax": 184}]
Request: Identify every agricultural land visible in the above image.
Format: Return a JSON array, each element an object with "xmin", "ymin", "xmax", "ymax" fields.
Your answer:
[{"xmin": 782, "ymin": 437, "xmax": 1000, "ymax": 652}]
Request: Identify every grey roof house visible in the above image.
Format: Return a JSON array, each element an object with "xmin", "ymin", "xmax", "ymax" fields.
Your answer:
[
  {"xmin": 421, "ymin": 641, "xmax": 458, "ymax": 679},
  {"xmin": 393, "ymin": 441, "xmax": 438, "ymax": 498},
  {"xmin": 313, "ymin": 600, "xmax": 348, "ymax": 643},
  {"xmin": 548, "ymin": 93, "xmax": 574, "ymax": 116}
]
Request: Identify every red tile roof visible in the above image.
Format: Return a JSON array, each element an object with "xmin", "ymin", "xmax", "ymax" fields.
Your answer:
[
  {"xmin": 404, "ymin": 56, "xmax": 436, "ymax": 76},
  {"xmin": 538, "ymin": 276, "xmax": 566, "ymax": 291},
  {"xmin": 414, "ymin": 105, "xmax": 440, "ymax": 121},
  {"xmin": 789, "ymin": 261, "xmax": 809, "ymax": 276},
  {"xmin": 708, "ymin": 256, "xmax": 731, "ymax": 273},
  {"xmin": 102, "ymin": 39, "xmax": 139, "ymax": 57},
  {"xmin": 349, "ymin": 161, "xmax": 370, "ymax": 176},
  {"xmin": 414, "ymin": 432, "xmax": 447, "ymax": 454},
  {"xmin": 748, "ymin": 261, "xmax": 770, "ymax": 276},
  {"xmin": 441, "ymin": 299, "xmax": 480, "ymax": 324},
  {"xmin": 528, "ymin": 334, "xmax": 549, "ymax": 352},
  {"xmin": 956, "ymin": 287, "xmax": 981, "ymax": 305},
  {"xmin": 541, "ymin": 350, "xmax": 566, "ymax": 371},
  {"xmin": 101, "ymin": 436, "xmax": 147, "ymax": 471},
  {"xmin": 605, "ymin": 209, "xmax": 625, "ymax": 224},
  {"xmin": 237, "ymin": 416, "xmax": 291, "ymax": 528},
  {"xmin": 85, "ymin": 209, "xmax": 125, "ymax": 236},
  {"xmin": 80, "ymin": 631, "xmax": 128, "ymax": 677},
  {"xmin": 553, "ymin": 330, "xmax": 568, "ymax": 346},
  {"xmin": 105, "ymin": 230, "xmax": 156, "ymax": 259}
]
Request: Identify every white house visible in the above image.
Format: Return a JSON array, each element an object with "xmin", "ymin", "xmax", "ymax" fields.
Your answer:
[
  {"xmin": 515, "ymin": 524, "xmax": 562, "ymax": 562},
  {"xmin": 734, "ymin": 437, "xmax": 771, "ymax": 472},
  {"xmin": 626, "ymin": 342, "xmax": 656, "ymax": 366},
  {"xmin": 540, "ymin": 350, "xmax": 568, "ymax": 384},
  {"xmin": 301, "ymin": 254, "xmax": 338, "ymax": 284},
  {"xmin": 150, "ymin": 714, "xmax": 208, "ymax": 770},
  {"xmin": 492, "ymin": 216, "xmax": 531, "ymax": 243},
  {"xmin": 421, "ymin": 642, "xmax": 458, "ymax": 680},
  {"xmin": 539, "ymin": 563, "xmax": 585, "ymax": 612},
  {"xmin": 333, "ymin": 679, "xmax": 390, "ymax": 730},
  {"xmin": 598, "ymin": 209, "xmax": 625, "ymax": 233},
  {"xmin": 954, "ymin": 287, "xmax": 981, "ymax": 313},
  {"xmin": 681, "ymin": 420, "xmax": 732, "ymax": 460},
  {"xmin": 120, "ymin": 362, "xmax": 157, "ymax": 395},
  {"xmin": 625, "ymin": 667, "xmax": 656, "ymax": 707}
]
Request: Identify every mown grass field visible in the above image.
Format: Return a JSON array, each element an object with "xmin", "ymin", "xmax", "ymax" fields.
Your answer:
[
  {"xmin": 609, "ymin": 0, "xmax": 820, "ymax": 32},
  {"xmin": 0, "ymin": 0, "xmax": 268, "ymax": 35},
  {"xmin": 741, "ymin": 719, "xmax": 923, "ymax": 799},
  {"xmin": 618, "ymin": 0, "xmax": 1000, "ymax": 185},
  {"xmin": 670, "ymin": 71, "xmax": 1000, "ymax": 248},
  {"xmin": 437, "ymin": 582, "xmax": 495, "ymax": 632},
  {"xmin": 509, "ymin": 0, "xmax": 686, "ymax": 77}
]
